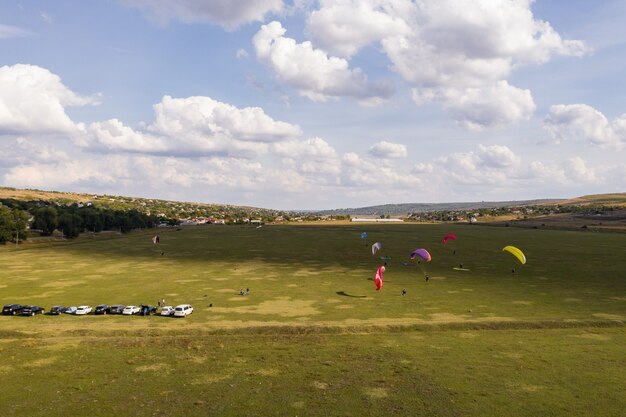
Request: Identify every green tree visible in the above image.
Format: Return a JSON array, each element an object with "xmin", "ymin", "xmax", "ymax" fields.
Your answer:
[
  {"xmin": 0, "ymin": 206, "xmax": 30, "ymax": 244},
  {"xmin": 32, "ymin": 206, "xmax": 58, "ymax": 235},
  {"xmin": 58, "ymin": 213, "xmax": 83, "ymax": 239}
]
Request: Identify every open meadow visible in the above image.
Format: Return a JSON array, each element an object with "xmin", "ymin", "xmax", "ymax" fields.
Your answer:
[{"xmin": 1, "ymin": 223, "xmax": 625, "ymax": 416}]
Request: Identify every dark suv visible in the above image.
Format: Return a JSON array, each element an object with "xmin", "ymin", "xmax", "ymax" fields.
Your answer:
[
  {"xmin": 94, "ymin": 305, "xmax": 111, "ymax": 315},
  {"xmin": 139, "ymin": 305, "xmax": 157, "ymax": 316},
  {"xmin": 21, "ymin": 306, "xmax": 45, "ymax": 316},
  {"xmin": 2, "ymin": 304, "xmax": 23, "ymax": 315},
  {"xmin": 109, "ymin": 305, "xmax": 125, "ymax": 314},
  {"xmin": 50, "ymin": 306, "xmax": 67, "ymax": 315}
]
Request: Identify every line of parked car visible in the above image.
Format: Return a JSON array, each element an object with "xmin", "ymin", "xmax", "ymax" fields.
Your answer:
[{"xmin": 2, "ymin": 303, "xmax": 193, "ymax": 317}]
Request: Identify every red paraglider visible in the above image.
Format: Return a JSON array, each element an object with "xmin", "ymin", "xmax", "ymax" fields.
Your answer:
[
  {"xmin": 442, "ymin": 234, "xmax": 457, "ymax": 245},
  {"xmin": 374, "ymin": 265, "xmax": 385, "ymax": 291}
]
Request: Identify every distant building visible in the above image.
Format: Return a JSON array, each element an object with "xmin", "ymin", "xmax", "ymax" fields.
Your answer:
[{"xmin": 351, "ymin": 218, "xmax": 404, "ymax": 222}]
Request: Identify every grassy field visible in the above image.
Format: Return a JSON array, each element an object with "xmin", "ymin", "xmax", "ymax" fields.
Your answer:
[{"xmin": 1, "ymin": 224, "xmax": 625, "ymax": 416}]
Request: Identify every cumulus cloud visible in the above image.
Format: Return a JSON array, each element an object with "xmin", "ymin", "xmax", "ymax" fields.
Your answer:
[
  {"xmin": 122, "ymin": 0, "xmax": 283, "ymax": 29},
  {"xmin": 0, "ymin": 64, "xmax": 96, "ymax": 136},
  {"xmin": 543, "ymin": 104, "xmax": 626, "ymax": 149},
  {"xmin": 340, "ymin": 152, "xmax": 420, "ymax": 187},
  {"xmin": 476, "ymin": 144, "xmax": 520, "ymax": 168},
  {"xmin": 562, "ymin": 157, "xmax": 596, "ymax": 183},
  {"xmin": 434, "ymin": 144, "xmax": 519, "ymax": 185},
  {"xmin": 442, "ymin": 81, "xmax": 536, "ymax": 130},
  {"xmin": 0, "ymin": 137, "xmax": 70, "ymax": 168},
  {"xmin": 306, "ymin": 0, "xmax": 410, "ymax": 58},
  {"xmin": 304, "ymin": 0, "xmax": 587, "ymax": 128},
  {"xmin": 82, "ymin": 95, "xmax": 302, "ymax": 157},
  {"xmin": 274, "ymin": 137, "xmax": 341, "ymax": 175},
  {"xmin": 253, "ymin": 21, "xmax": 394, "ymax": 102},
  {"xmin": 369, "ymin": 140, "xmax": 407, "ymax": 159}
]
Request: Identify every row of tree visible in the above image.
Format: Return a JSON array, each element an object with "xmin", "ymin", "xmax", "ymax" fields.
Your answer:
[{"xmin": 0, "ymin": 200, "xmax": 173, "ymax": 244}]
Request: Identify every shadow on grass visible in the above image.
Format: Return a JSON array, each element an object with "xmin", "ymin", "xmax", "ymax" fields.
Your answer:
[{"xmin": 336, "ymin": 291, "xmax": 367, "ymax": 298}]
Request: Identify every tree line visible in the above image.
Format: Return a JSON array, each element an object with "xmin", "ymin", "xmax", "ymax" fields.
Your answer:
[{"xmin": 0, "ymin": 199, "xmax": 173, "ymax": 244}]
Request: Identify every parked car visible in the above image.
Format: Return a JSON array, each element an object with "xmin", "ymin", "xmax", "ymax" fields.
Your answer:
[
  {"xmin": 75, "ymin": 305, "xmax": 92, "ymax": 315},
  {"xmin": 139, "ymin": 305, "xmax": 157, "ymax": 316},
  {"xmin": 21, "ymin": 305, "xmax": 45, "ymax": 316},
  {"xmin": 64, "ymin": 306, "xmax": 78, "ymax": 315},
  {"xmin": 160, "ymin": 306, "xmax": 175, "ymax": 316},
  {"xmin": 174, "ymin": 304, "xmax": 193, "ymax": 317},
  {"xmin": 94, "ymin": 305, "xmax": 110, "ymax": 315},
  {"xmin": 49, "ymin": 305, "xmax": 67, "ymax": 315},
  {"xmin": 109, "ymin": 305, "xmax": 125, "ymax": 314},
  {"xmin": 122, "ymin": 305, "xmax": 140, "ymax": 315},
  {"xmin": 2, "ymin": 304, "xmax": 23, "ymax": 315}
]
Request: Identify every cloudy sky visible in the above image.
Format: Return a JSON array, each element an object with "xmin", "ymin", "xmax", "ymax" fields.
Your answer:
[{"xmin": 1, "ymin": 1, "xmax": 625, "ymax": 209}]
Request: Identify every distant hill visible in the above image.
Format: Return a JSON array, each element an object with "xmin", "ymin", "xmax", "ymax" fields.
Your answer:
[
  {"xmin": 314, "ymin": 199, "xmax": 563, "ymax": 216},
  {"xmin": 555, "ymin": 193, "xmax": 626, "ymax": 207},
  {"xmin": 0, "ymin": 187, "xmax": 279, "ymax": 220}
]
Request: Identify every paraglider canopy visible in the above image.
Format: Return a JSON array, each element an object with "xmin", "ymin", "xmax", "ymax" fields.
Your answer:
[
  {"xmin": 361, "ymin": 232, "xmax": 367, "ymax": 239},
  {"xmin": 372, "ymin": 242, "xmax": 382, "ymax": 255},
  {"xmin": 374, "ymin": 265, "xmax": 385, "ymax": 291},
  {"xmin": 410, "ymin": 248, "xmax": 431, "ymax": 263},
  {"xmin": 442, "ymin": 234, "xmax": 457, "ymax": 245},
  {"xmin": 503, "ymin": 246, "xmax": 526, "ymax": 264}
]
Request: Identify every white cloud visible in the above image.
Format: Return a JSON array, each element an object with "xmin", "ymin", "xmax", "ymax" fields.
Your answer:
[
  {"xmin": 304, "ymin": 0, "xmax": 586, "ymax": 128},
  {"xmin": 369, "ymin": 140, "xmax": 407, "ymax": 159},
  {"xmin": 82, "ymin": 95, "xmax": 302, "ymax": 157},
  {"xmin": 433, "ymin": 144, "xmax": 520, "ymax": 185},
  {"xmin": 274, "ymin": 137, "xmax": 341, "ymax": 175},
  {"xmin": 253, "ymin": 21, "xmax": 394, "ymax": 102},
  {"xmin": 0, "ymin": 24, "xmax": 33, "ymax": 38},
  {"xmin": 0, "ymin": 137, "xmax": 69, "ymax": 168},
  {"xmin": 305, "ymin": 0, "xmax": 410, "ymax": 58},
  {"xmin": 122, "ymin": 0, "xmax": 284, "ymax": 30},
  {"xmin": 0, "ymin": 64, "xmax": 96, "ymax": 136},
  {"xmin": 476, "ymin": 144, "xmax": 520, "ymax": 168},
  {"xmin": 412, "ymin": 162, "xmax": 433, "ymax": 174},
  {"xmin": 442, "ymin": 81, "xmax": 536, "ymax": 130},
  {"xmin": 543, "ymin": 104, "xmax": 626, "ymax": 149},
  {"xmin": 562, "ymin": 157, "xmax": 596, "ymax": 183}
]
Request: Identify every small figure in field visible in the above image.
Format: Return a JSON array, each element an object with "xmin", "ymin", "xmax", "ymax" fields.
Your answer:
[
  {"xmin": 157, "ymin": 300, "xmax": 161, "ymax": 308},
  {"xmin": 453, "ymin": 250, "xmax": 456, "ymax": 255},
  {"xmin": 162, "ymin": 297, "xmax": 165, "ymax": 306},
  {"xmin": 240, "ymin": 288, "xmax": 244, "ymax": 296},
  {"xmin": 425, "ymin": 275, "xmax": 430, "ymax": 282},
  {"xmin": 511, "ymin": 269, "xmax": 516, "ymax": 274},
  {"xmin": 246, "ymin": 287, "xmax": 250, "ymax": 295},
  {"xmin": 401, "ymin": 288, "xmax": 407, "ymax": 297}
]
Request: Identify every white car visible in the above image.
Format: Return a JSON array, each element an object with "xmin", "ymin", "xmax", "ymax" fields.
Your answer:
[
  {"xmin": 122, "ymin": 305, "xmax": 140, "ymax": 315},
  {"xmin": 75, "ymin": 305, "xmax": 92, "ymax": 315},
  {"xmin": 173, "ymin": 304, "xmax": 193, "ymax": 317},
  {"xmin": 160, "ymin": 306, "xmax": 175, "ymax": 316}
]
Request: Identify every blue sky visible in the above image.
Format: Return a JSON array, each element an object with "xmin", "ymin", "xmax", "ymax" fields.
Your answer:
[{"xmin": 1, "ymin": 0, "xmax": 624, "ymax": 210}]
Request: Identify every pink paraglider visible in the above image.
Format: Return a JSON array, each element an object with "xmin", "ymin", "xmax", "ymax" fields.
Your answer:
[
  {"xmin": 442, "ymin": 234, "xmax": 457, "ymax": 245},
  {"xmin": 374, "ymin": 266, "xmax": 385, "ymax": 291}
]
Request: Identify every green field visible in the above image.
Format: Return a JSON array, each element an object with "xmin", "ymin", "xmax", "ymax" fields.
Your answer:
[{"xmin": 1, "ymin": 224, "xmax": 625, "ymax": 416}]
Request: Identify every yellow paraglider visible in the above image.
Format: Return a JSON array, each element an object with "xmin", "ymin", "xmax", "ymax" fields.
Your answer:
[{"xmin": 503, "ymin": 246, "xmax": 526, "ymax": 264}]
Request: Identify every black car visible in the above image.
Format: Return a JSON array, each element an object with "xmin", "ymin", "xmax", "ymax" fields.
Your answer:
[
  {"xmin": 109, "ymin": 304, "xmax": 125, "ymax": 314},
  {"xmin": 2, "ymin": 304, "xmax": 23, "ymax": 315},
  {"xmin": 50, "ymin": 305, "xmax": 67, "ymax": 315},
  {"xmin": 94, "ymin": 304, "xmax": 110, "ymax": 315},
  {"xmin": 21, "ymin": 306, "xmax": 45, "ymax": 316},
  {"xmin": 139, "ymin": 304, "xmax": 158, "ymax": 316}
]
